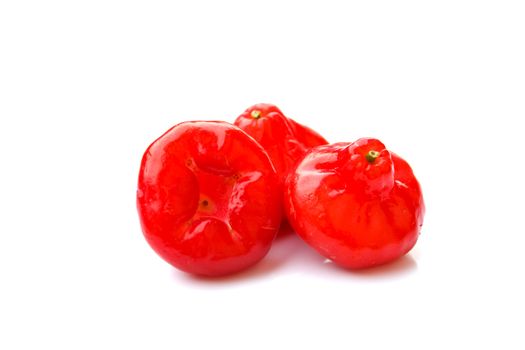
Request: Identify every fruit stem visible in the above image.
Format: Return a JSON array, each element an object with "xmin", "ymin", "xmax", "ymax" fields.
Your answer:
[
  {"xmin": 250, "ymin": 110, "xmax": 262, "ymax": 119},
  {"xmin": 366, "ymin": 150, "xmax": 380, "ymax": 163}
]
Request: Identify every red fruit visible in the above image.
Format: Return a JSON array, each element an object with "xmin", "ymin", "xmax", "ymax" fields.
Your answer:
[
  {"xmin": 234, "ymin": 103, "xmax": 328, "ymax": 189},
  {"xmin": 285, "ymin": 138, "xmax": 425, "ymax": 269},
  {"xmin": 137, "ymin": 121, "xmax": 282, "ymax": 276}
]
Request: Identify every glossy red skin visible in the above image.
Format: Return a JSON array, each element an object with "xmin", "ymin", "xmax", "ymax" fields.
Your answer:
[
  {"xmin": 285, "ymin": 138, "xmax": 425, "ymax": 269},
  {"xmin": 234, "ymin": 103, "xmax": 328, "ymax": 189},
  {"xmin": 137, "ymin": 121, "xmax": 282, "ymax": 276}
]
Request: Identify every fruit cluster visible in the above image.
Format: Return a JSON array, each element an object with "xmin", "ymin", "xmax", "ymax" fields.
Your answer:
[{"xmin": 137, "ymin": 104, "xmax": 425, "ymax": 277}]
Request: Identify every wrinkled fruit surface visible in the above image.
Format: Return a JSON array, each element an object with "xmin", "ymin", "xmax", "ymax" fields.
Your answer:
[
  {"xmin": 137, "ymin": 121, "xmax": 282, "ymax": 276},
  {"xmin": 285, "ymin": 138, "xmax": 425, "ymax": 269},
  {"xmin": 234, "ymin": 103, "xmax": 328, "ymax": 189}
]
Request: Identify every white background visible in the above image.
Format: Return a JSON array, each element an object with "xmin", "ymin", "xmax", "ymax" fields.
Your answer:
[{"xmin": 1, "ymin": 1, "xmax": 524, "ymax": 349}]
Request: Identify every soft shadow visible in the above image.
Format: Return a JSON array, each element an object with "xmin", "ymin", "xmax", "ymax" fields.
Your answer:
[
  {"xmin": 276, "ymin": 220, "xmax": 295, "ymax": 237},
  {"xmin": 172, "ymin": 233, "xmax": 301, "ymax": 285},
  {"xmin": 324, "ymin": 254, "xmax": 418, "ymax": 279},
  {"xmin": 277, "ymin": 235, "xmax": 418, "ymax": 279},
  {"xmin": 171, "ymin": 230, "xmax": 418, "ymax": 284}
]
